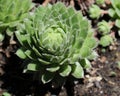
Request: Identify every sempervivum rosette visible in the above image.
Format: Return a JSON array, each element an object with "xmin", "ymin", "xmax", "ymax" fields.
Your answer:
[{"xmin": 16, "ymin": 2, "xmax": 97, "ymax": 84}]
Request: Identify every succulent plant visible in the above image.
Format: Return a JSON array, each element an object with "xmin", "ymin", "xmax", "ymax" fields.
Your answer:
[
  {"xmin": 97, "ymin": 20, "xmax": 111, "ymax": 35},
  {"xmin": 108, "ymin": 0, "xmax": 120, "ymax": 29},
  {"xmin": 16, "ymin": 2, "xmax": 98, "ymax": 84},
  {"xmin": 99, "ymin": 35, "xmax": 113, "ymax": 47},
  {"xmin": 88, "ymin": 4, "xmax": 101, "ymax": 19},
  {"xmin": 0, "ymin": 0, "xmax": 34, "ymax": 42},
  {"xmin": 108, "ymin": 0, "xmax": 120, "ymax": 18}
]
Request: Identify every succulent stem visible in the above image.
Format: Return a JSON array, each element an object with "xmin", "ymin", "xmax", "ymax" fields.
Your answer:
[
  {"xmin": 42, "ymin": 0, "xmax": 51, "ymax": 6},
  {"xmin": 101, "ymin": 10, "xmax": 108, "ymax": 15},
  {"xmin": 70, "ymin": 0, "xmax": 75, "ymax": 7}
]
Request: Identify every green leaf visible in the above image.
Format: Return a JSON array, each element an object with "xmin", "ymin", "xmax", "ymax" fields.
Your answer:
[
  {"xmin": 6, "ymin": 27, "xmax": 15, "ymax": 36},
  {"xmin": 80, "ymin": 46, "xmax": 91, "ymax": 58},
  {"xmin": 111, "ymin": 0, "xmax": 119, "ymax": 8},
  {"xmin": 0, "ymin": 33, "xmax": 4, "ymax": 42},
  {"xmin": 27, "ymin": 63, "xmax": 37, "ymax": 71},
  {"xmin": 118, "ymin": 30, "xmax": 120, "ymax": 36},
  {"xmin": 46, "ymin": 66, "xmax": 60, "ymax": 72},
  {"xmin": 87, "ymin": 51, "xmax": 98, "ymax": 60},
  {"xmin": 80, "ymin": 59, "xmax": 91, "ymax": 69},
  {"xmin": 108, "ymin": 8, "xmax": 116, "ymax": 18},
  {"xmin": 67, "ymin": 6, "xmax": 76, "ymax": 16},
  {"xmin": 115, "ymin": 19, "xmax": 120, "ymax": 28},
  {"xmin": 84, "ymin": 37, "xmax": 97, "ymax": 48},
  {"xmin": 59, "ymin": 64, "xmax": 72, "ymax": 77},
  {"xmin": 110, "ymin": 0, "xmax": 120, "ymax": 17},
  {"xmin": 24, "ymin": 50, "xmax": 33, "ymax": 59},
  {"xmin": 71, "ymin": 62, "xmax": 84, "ymax": 78},
  {"xmin": 99, "ymin": 35, "xmax": 113, "ymax": 47},
  {"xmin": 115, "ymin": 8, "xmax": 120, "ymax": 17},
  {"xmin": 15, "ymin": 31, "xmax": 27, "ymax": 46},
  {"xmin": 2, "ymin": 92, "xmax": 11, "ymax": 96},
  {"xmin": 42, "ymin": 72, "xmax": 55, "ymax": 83},
  {"xmin": 16, "ymin": 48, "xmax": 27, "ymax": 59}
]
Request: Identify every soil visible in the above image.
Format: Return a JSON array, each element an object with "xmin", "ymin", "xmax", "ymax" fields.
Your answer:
[{"xmin": 0, "ymin": 0, "xmax": 120, "ymax": 96}]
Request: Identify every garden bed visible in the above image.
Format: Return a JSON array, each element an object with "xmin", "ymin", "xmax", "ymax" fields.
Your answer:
[{"xmin": 0, "ymin": 0, "xmax": 120, "ymax": 96}]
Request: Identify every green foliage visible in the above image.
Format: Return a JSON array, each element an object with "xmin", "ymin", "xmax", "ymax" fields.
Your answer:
[
  {"xmin": 16, "ymin": 2, "xmax": 98, "ymax": 84},
  {"xmin": 99, "ymin": 35, "xmax": 113, "ymax": 47},
  {"xmin": 115, "ymin": 19, "xmax": 120, "ymax": 28},
  {"xmin": 97, "ymin": 20, "xmax": 114, "ymax": 47},
  {"xmin": 109, "ymin": 0, "xmax": 120, "ymax": 18},
  {"xmin": 96, "ymin": 0, "xmax": 105, "ymax": 5},
  {"xmin": 97, "ymin": 20, "xmax": 111, "ymax": 35},
  {"xmin": 0, "ymin": 0, "xmax": 34, "ymax": 42},
  {"xmin": 2, "ymin": 92, "xmax": 11, "ymax": 96},
  {"xmin": 88, "ymin": 4, "xmax": 101, "ymax": 19},
  {"xmin": 0, "ymin": 33, "xmax": 4, "ymax": 42},
  {"xmin": 108, "ymin": 0, "xmax": 120, "ymax": 29},
  {"xmin": 117, "ymin": 61, "xmax": 120, "ymax": 69},
  {"xmin": 87, "ymin": 1, "xmax": 116, "ymax": 47}
]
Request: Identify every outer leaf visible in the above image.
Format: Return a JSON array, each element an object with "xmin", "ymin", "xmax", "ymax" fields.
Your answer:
[
  {"xmin": 87, "ymin": 51, "xmax": 98, "ymax": 60},
  {"xmin": 2, "ymin": 92, "xmax": 11, "ymax": 96},
  {"xmin": 115, "ymin": 8, "xmax": 120, "ymax": 17},
  {"xmin": 27, "ymin": 63, "xmax": 37, "ymax": 71},
  {"xmin": 115, "ymin": 19, "xmax": 120, "ymax": 28},
  {"xmin": 108, "ymin": 8, "xmax": 116, "ymax": 18},
  {"xmin": 111, "ymin": 0, "xmax": 119, "ymax": 9},
  {"xmin": 80, "ymin": 58, "xmax": 91, "ymax": 69},
  {"xmin": 42, "ymin": 72, "xmax": 55, "ymax": 84},
  {"xmin": 46, "ymin": 66, "xmax": 60, "ymax": 72},
  {"xmin": 71, "ymin": 62, "xmax": 84, "ymax": 78},
  {"xmin": 80, "ymin": 46, "xmax": 91, "ymax": 58},
  {"xmin": 16, "ymin": 48, "xmax": 27, "ymax": 59},
  {"xmin": 59, "ymin": 65, "xmax": 72, "ymax": 77},
  {"xmin": 0, "ymin": 33, "xmax": 4, "ymax": 42}
]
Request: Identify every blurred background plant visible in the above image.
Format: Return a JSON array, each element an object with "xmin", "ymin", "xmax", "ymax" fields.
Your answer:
[
  {"xmin": 88, "ymin": 0, "xmax": 118, "ymax": 50},
  {"xmin": 0, "ymin": 0, "xmax": 34, "ymax": 43}
]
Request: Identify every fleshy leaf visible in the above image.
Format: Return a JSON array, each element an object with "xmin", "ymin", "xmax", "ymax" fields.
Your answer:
[
  {"xmin": 115, "ymin": 19, "xmax": 120, "ymax": 28},
  {"xmin": 80, "ymin": 59, "xmax": 91, "ymax": 69},
  {"xmin": 0, "ymin": 33, "xmax": 4, "ymax": 42},
  {"xmin": 42, "ymin": 72, "xmax": 55, "ymax": 84},
  {"xmin": 71, "ymin": 62, "xmax": 84, "ymax": 78},
  {"xmin": 16, "ymin": 48, "xmax": 27, "ymax": 59},
  {"xmin": 59, "ymin": 64, "xmax": 72, "ymax": 77},
  {"xmin": 108, "ymin": 8, "xmax": 116, "ymax": 18},
  {"xmin": 27, "ymin": 63, "xmax": 37, "ymax": 71},
  {"xmin": 46, "ymin": 66, "xmax": 60, "ymax": 72}
]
